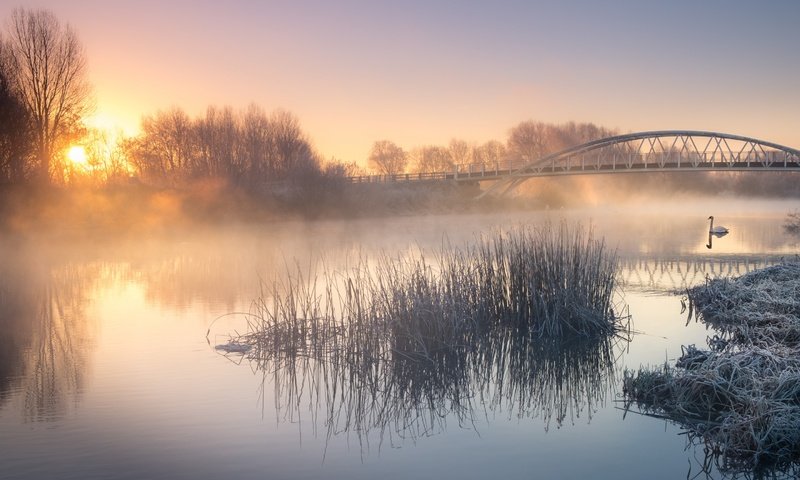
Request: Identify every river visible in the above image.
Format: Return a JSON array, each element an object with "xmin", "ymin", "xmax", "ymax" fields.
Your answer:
[{"xmin": 0, "ymin": 198, "xmax": 797, "ymax": 479}]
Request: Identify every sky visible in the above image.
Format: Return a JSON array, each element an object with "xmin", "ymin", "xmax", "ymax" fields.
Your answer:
[{"xmin": 1, "ymin": 0, "xmax": 798, "ymax": 164}]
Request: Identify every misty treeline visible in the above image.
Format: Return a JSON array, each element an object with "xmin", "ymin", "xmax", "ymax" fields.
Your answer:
[
  {"xmin": 0, "ymin": 7, "xmax": 352, "ymax": 192},
  {"xmin": 123, "ymin": 105, "xmax": 354, "ymax": 190},
  {"xmin": 368, "ymin": 121, "xmax": 617, "ymax": 176},
  {"xmin": 370, "ymin": 119, "xmax": 800, "ymax": 202},
  {"xmin": 1, "ymin": 7, "xmax": 798, "ymax": 216}
]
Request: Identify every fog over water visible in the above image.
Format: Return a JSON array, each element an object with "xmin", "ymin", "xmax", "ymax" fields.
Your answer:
[{"xmin": 0, "ymin": 196, "xmax": 798, "ymax": 479}]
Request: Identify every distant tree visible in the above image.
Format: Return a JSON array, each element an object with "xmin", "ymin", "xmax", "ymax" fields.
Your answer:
[
  {"xmin": 472, "ymin": 140, "xmax": 506, "ymax": 166},
  {"xmin": 0, "ymin": 47, "xmax": 33, "ymax": 182},
  {"xmin": 368, "ymin": 140, "xmax": 407, "ymax": 175},
  {"xmin": 128, "ymin": 107, "xmax": 195, "ymax": 183},
  {"xmin": 412, "ymin": 145, "xmax": 453, "ymax": 173},
  {"xmin": 557, "ymin": 121, "xmax": 616, "ymax": 148},
  {"xmin": 241, "ymin": 104, "xmax": 271, "ymax": 183},
  {"xmin": 448, "ymin": 139, "xmax": 471, "ymax": 165},
  {"xmin": 195, "ymin": 105, "xmax": 241, "ymax": 178},
  {"xmin": 268, "ymin": 109, "xmax": 317, "ymax": 180},
  {"xmin": 508, "ymin": 120, "xmax": 550, "ymax": 162},
  {"xmin": 125, "ymin": 105, "xmax": 321, "ymax": 187},
  {"xmin": 3, "ymin": 8, "xmax": 92, "ymax": 183}
]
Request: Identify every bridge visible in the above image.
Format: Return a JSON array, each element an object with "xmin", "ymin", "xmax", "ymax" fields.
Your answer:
[{"xmin": 348, "ymin": 131, "xmax": 800, "ymax": 197}]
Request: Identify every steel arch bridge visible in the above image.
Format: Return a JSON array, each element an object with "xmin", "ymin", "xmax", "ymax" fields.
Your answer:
[{"xmin": 476, "ymin": 130, "xmax": 800, "ymax": 199}]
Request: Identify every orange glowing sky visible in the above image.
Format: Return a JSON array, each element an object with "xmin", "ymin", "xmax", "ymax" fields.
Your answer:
[{"xmin": 4, "ymin": 1, "xmax": 799, "ymax": 164}]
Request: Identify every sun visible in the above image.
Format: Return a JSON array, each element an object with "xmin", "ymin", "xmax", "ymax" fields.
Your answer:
[{"xmin": 67, "ymin": 145, "xmax": 88, "ymax": 166}]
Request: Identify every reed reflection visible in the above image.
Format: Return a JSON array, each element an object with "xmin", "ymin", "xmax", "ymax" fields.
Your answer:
[
  {"xmin": 221, "ymin": 225, "xmax": 628, "ymax": 451},
  {"xmin": 233, "ymin": 316, "xmax": 621, "ymax": 450}
]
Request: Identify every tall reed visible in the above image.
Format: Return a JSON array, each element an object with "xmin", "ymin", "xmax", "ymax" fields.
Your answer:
[{"xmin": 222, "ymin": 223, "xmax": 626, "ymax": 448}]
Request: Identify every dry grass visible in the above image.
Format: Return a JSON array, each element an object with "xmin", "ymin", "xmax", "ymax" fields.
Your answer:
[{"xmin": 624, "ymin": 262, "xmax": 800, "ymax": 475}]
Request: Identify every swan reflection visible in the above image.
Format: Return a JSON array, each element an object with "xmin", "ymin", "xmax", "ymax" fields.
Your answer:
[{"xmin": 706, "ymin": 229, "xmax": 729, "ymax": 249}]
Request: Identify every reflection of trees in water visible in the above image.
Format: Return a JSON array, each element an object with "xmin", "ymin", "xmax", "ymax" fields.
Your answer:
[
  {"xmin": 114, "ymin": 234, "xmax": 287, "ymax": 310},
  {"xmin": 0, "ymin": 253, "xmax": 37, "ymax": 405},
  {"xmin": 23, "ymin": 265, "xmax": 93, "ymax": 422},
  {"xmin": 246, "ymin": 325, "xmax": 620, "ymax": 451},
  {"xmin": 0, "ymin": 250, "xmax": 95, "ymax": 422}
]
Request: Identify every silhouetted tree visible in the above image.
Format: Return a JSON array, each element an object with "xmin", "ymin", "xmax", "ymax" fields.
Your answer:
[
  {"xmin": 3, "ymin": 8, "xmax": 92, "ymax": 183},
  {"xmin": 0, "ymin": 47, "xmax": 33, "ymax": 183},
  {"xmin": 368, "ymin": 140, "xmax": 407, "ymax": 175},
  {"xmin": 195, "ymin": 105, "xmax": 240, "ymax": 178},
  {"xmin": 125, "ymin": 104, "xmax": 324, "ymax": 189},
  {"xmin": 241, "ymin": 104, "xmax": 270, "ymax": 183},
  {"xmin": 268, "ymin": 109, "xmax": 317, "ymax": 179},
  {"xmin": 128, "ymin": 107, "xmax": 195, "ymax": 183}
]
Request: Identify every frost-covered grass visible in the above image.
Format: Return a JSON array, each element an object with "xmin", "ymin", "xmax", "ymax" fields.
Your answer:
[{"xmin": 624, "ymin": 262, "xmax": 800, "ymax": 474}]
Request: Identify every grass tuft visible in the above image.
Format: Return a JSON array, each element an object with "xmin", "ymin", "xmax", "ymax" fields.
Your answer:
[
  {"xmin": 222, "ymin": 223, "xmax": 627, "ymax": 448},
  {"xmin": 624, "ymin": 262, "xmax": 800, "ymax": 474}
]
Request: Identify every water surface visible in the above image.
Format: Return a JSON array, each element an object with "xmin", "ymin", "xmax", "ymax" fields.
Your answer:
[{"xmin": 1, "ymin": 198, "xmax": 797, "ymax": 479}]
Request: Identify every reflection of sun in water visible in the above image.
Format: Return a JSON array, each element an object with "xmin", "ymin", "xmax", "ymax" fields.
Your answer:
[{"xmin": 67, "ymin": 146, "xmax": 88, "ymax": 166}]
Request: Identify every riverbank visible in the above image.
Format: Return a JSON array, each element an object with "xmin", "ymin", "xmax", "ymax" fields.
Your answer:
[
  {"xmin": 623, "ymin": 262, "xmax": 800, "ymax": 475},
  {"xmin": 0, "ymin": 181, "xmax": 540, "ymax": 240}
]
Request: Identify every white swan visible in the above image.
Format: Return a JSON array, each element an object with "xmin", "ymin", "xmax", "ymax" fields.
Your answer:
[{"xmin": 708, "ymin": 216, "xmax": 729, "ymax": 235}]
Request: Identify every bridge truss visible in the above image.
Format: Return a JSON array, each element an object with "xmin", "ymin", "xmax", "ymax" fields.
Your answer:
[{"xmin": 478, "ymin": 131, "xmax": 800, "ymax": 198}]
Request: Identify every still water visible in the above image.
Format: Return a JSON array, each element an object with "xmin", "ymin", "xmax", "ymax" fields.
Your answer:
[{"xmin": 0, "ymin": 199, "xmax": 797, "ymax": 479}]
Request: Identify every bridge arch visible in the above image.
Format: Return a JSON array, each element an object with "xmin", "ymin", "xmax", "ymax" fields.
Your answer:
[{"xmin": 478, "ymin": 131, "xmax": 800, "ymax": 198}]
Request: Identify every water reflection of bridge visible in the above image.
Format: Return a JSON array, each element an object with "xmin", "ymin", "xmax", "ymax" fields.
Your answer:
[{"xmin": 619, "ymin": 254, "xmax": 791, "ymax": 292}]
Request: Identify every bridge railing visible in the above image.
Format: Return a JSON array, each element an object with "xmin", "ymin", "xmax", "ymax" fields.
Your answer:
[{"xmin": 349, "ymin": 158, "xmax": 530, "ymax": 184}]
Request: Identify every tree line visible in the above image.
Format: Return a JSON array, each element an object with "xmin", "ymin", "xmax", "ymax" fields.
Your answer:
[
  {"xmin": 1, "ymin": 7, "xmax": 796, "ymax": 204},
  {"xmin": 122, "ymin": 105, "xmax": 351, "ymax": 188},
  {"xmin": 0, "ymin": 7, "xmax": 351, "ymax": 190},
  {"xmin": 368, "ymin": 121, "xmax": 618, "ymax": 176}
]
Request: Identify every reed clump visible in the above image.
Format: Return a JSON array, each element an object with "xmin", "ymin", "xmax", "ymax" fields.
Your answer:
[
  {"xmin": 624, "ymin": 262, "xmax": 800, "ymax": 473},
  {"xmin": 220, "ymin": 223, "xmax": 627, "ymax": 447}
]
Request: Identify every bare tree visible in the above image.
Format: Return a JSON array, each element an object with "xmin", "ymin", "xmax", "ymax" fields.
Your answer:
[
  {"xmin": 507, "ymin": 120, "xmax": 550, "ymax": 162},
  {"xmin": 241, "ymin": 104, "xmax": 270, "ymax": 183},
  {"xmin": 368, "ymin": 140, "xmax": 407, "ymax": 175},
  {"xmin": 412, "ymin": 145, "xmax": 452, "ymax": 173},
  {"xmin": 472, "ymin": 140, "xmax": 506, "ymax": 167},
  {"xmin": 128, "ymin": 107, "xmax": 195, "ymax": 183},
  {"xmin": 0, "ymin": 44, "xmax": 33, "ymax": 183},
  {"xmin": 448, "ymin": 139, "xmax": 471, "ymax": 165},
  {"xmin": 195, "ymin": 105, "xmax": 241, "ymax": 178},
  {"xmin": 3, "ymin": 8, "xmax": 92, "ymax": 183},
  {"xmin": 268, "ymin": 109, "xmax": 317, "ymax": 179}
]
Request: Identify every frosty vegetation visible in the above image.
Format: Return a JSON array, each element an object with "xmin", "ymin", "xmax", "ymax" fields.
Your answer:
[{"xmin": 624, "ymin": 262, "xmax": 800, "ymax": 476}]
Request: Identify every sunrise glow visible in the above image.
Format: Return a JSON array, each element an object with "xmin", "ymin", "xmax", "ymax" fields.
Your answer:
[{"xmin": 67, "ymin": 146, "xmax": 88, "ymax": 166}]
